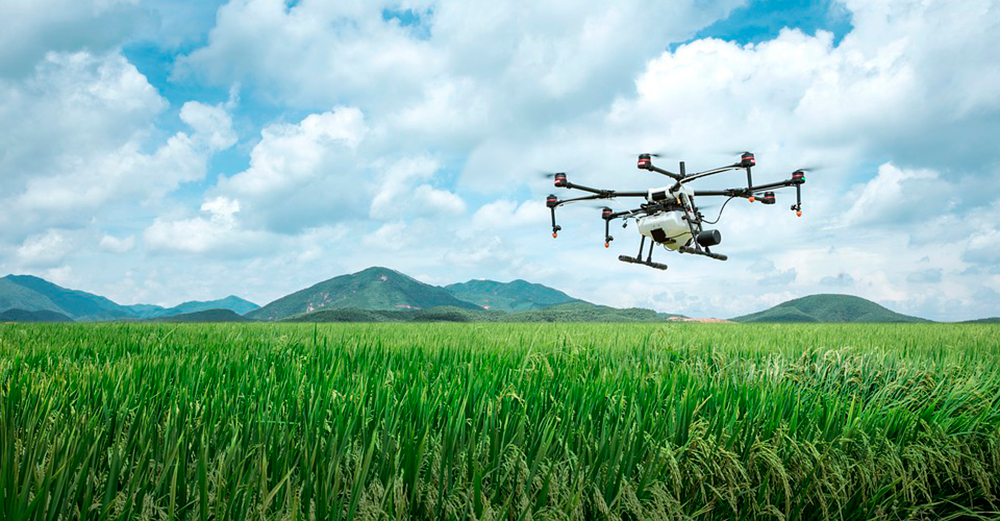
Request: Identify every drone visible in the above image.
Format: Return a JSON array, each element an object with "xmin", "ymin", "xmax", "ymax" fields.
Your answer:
[{"xmin": 545, "ymin": 152, "xmax": 807, "ymax": 270}]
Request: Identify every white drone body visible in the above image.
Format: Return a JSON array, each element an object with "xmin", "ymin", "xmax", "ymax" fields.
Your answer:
[{"xmin": 636, "ymin": 184, "xmax": 695, "ymax": 251}]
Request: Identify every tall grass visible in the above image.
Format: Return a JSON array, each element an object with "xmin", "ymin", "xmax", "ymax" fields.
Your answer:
[{"xmin": 1, "ymin": 323, "xmax": 999, "ymax": 519}]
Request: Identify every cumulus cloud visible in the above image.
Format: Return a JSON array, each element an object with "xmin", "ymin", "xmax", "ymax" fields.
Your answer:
[
  {"xmin": 99, "ymin": 234, "xmax": 136, "ymax": 254},
  {"xmin": 177, "ymin": 0, "xmax": 744, "ymax": 150},
  {"xmin": 16, "ymin": 229, "xmax": 73, "ymax": 268},
  {"xmin": 0, "ymin": 0, "xmax": 147, "ymax": 76},
  {"xmin": 144, "ymin": 196, "xmax": 269, "ymax": 256},
  {"xmin": 0, "ymin": 51, "xmax": 237, "ymax": 240},
  {"xmin": 370, "ymin": 155, "xmax": 465, "ymax": 219},
  {"xmin": 213, "ymin": 107, "xmax": 368, "ymax": 232},
  {"xmin": 471, "ymin": 200, "xmax": 548, "ymax": 230}
]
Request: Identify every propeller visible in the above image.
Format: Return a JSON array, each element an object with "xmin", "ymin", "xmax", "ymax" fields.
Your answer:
[{"xmin": 712, "ymin": 149, "xmax": 754, "ymax": 156}]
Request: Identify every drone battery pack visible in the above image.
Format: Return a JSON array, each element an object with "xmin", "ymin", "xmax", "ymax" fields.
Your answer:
[{"xmin": 637, "ymin": 211, "xmax": 691, "ymax": 250}]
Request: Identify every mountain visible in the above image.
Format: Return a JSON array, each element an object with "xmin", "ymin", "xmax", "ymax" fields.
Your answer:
[
  {"xmin": 732, "ymin": 294, "xmax": 930, "ymax": 323},
  {"xmin": 123, "ymin": 303, "xmax": 169, "ymax": 319},
  {"xmin": 248, "ymin": 267, "xmax": 483, "ymax": 321},
  {"xmin": 283, "ymin": 302, "xmax": 686, "ymax": 323},
  {"xmin": 2, "ymin": 275, "xmax": 135, "ymax": 321},
  {"xmin": 961, "ymin": 317, "xmax": 1000, "ymax": 324},
  {"xmin": 444, "ymin": 279, "xmax": 582, "ymax": 311},
  {"xmin": 1, "ymin": 274, "xmax": 258, "ymax": 322},
  {"xmin": 145, "ymin": 309, "xmax": 254, "ymax": 323},
  {"xmin": 0, "ymin": 278, "xmax": 64, "ymax": 314},
  {"xmin": 160, "ymin": 296, "xmax": 259, "ymax": 317},
  {"xmin": 0, "ymin": 308, "xmax": 74, "ymax": 322}
]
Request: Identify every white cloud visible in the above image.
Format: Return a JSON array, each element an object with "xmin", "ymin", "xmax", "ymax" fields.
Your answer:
[
  {"xmin": 0, "ymin": 51, "xmax": 237, "ymax": 239},
  {"xmin": 99, "ymin": 234, "xmax": 135, "ymax": 254},
  {"xmin": 179, "ymin": 100, "xmax": 238, "ymax": 150},
  {"xmin": 144, "ymin": 196, "xmax": 268, "ymax": 256},
  {"xmin": 369, "ymin": 155, "xmax": 465, "ymax": 219},
  {"xmin": 471, "ymin": 200, "xmax": 547, "ymax": 230},
  {"xmin": 213, "ymin": 107, "xmax": 368, "ymax": 232},
  {"xmin": 16, "ymin": 229, "xmax": 73, "ymax": 268},
  {"xmin": 178, "ymin": 0, "xmax": 744, "ymax": 149},
  {"xmin": 841, "ymin": 163, "xmax": 945, "ymax": 226},
  {"xmin": 0, "ymin": 0, "xmax": 146, "ymax": 76}
]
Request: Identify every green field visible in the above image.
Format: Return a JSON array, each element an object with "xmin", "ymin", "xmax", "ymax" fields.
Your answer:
[{"xmin": 2, "ymin": 324, "xmax": 999, "ymax": 519}]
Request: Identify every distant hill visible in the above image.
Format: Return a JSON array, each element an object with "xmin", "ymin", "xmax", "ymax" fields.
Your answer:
[
  {"xmin": 732, "ymin": 294, "xmax": 930, "ymax": 323},
  {"xmin": 0, "ymin": 308, "xmax": 74, "ymax": 322},
  {"xmin": 444, "ymin": 279, "xmax": 582, "ymax": 311},
  {"xmin": 961, "ymin": 317, "xmax": 1000, "ymax": 324},
  {"xmin": 248, "ymin": 267, "xmax": 483, "ymax": 321},
  {"xmin": 2, "ymin": 275, "xmax": 135, "ymax": 321},
  {"xmin": 282, "ymin": 307, "xmax": 492, "ymax": 323},
  {"xmin": 160, "ymin": 296, "xmax": 259, "ymax": 317},
  {"xmin": 123, "ymin": 303, "xmax": 169, "ymax": 319},
  {"xmin": 1, "ymin": 274, "xmax": 259, "ymax": 322},
  {"xmin": 282, "ymin": 301, "xmax": 685, "ymax": 323},
  {"xmin": 503, "ymin": 302, "xmax": 684, "ymax": 322},
  {"xmin": 146, "ymin": 309, "xmax": 254, "ymax": 323}
]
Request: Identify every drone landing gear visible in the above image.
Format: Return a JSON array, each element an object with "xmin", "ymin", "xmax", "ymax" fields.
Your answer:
[
  {"xmin": 678, "ymin": 246, "xmax": 728, "ymax": 261},
  {"xmin": 618, "ymin": 236, "xmax": 668, "ymax": 270}
]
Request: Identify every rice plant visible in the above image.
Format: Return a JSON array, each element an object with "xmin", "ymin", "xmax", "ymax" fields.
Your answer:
[{"xmin": 1, "ymin": 323, "xmax": 999, "ymax": 519}]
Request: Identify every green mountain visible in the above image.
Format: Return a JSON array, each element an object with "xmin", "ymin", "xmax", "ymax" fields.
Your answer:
[
  {"xmin": 0, "ymin": 308, "xmax": 74, "ymax": 322},
  {"xmin": 160, "ymin": 296, "xmax": 259, "ymax": 317},
  {"xmin": 145, "ymin": 309, "xmax": 254, "ymax": 323},
  {"xmin": 248, "ymin": 267, "xmax": 482, "ymax": 321},
  {"xmin": 122, "ymin": 304, "xmax": 169, "ymax": 319},
  {"xmin": 732, "ymin": 294, "xmax": 930, "ymax": 323},
  {"xmin": 283, "ymin": 301, "xmax": 685, "ymax": 323},
  {"xmin": 444, "ymin": 279, "xmax": 582, "ymax": 311},
  {"xmin": 0, "ymin": 278, "xmax": 64, "ymax": 314},
  {"xmin": 2, "ymin": 275, "xmax": 134, "ymax": 321},
  {"xmin": 1, "ymin": 275, "xmax": 258, "ymax": 322},
  {"xmin": 961, "ymin": 317, "xmax": 1000, "ymax": 324}
]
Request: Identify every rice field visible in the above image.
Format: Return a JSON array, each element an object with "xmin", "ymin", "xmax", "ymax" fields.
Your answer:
[{"xmin": 2, "ymin": 323, "xmax": 999, "ymax": 520}]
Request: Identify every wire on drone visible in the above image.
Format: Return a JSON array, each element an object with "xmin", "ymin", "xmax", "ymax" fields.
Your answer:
[{"xmin": 701, "ymin": 197, "xmax": 736, "ymax": 225}]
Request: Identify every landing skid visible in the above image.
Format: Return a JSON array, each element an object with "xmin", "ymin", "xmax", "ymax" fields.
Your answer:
[
  {"xmin": 678, "ymin": 245, "xmax": 729, "ymax": 261},
  {"xmin": 618, "ymin": 236, "xmax": 668, "ymax": 270},
  {"xmin": 618, "ymin": 255, "xmax": 667, "ymax": 270}
]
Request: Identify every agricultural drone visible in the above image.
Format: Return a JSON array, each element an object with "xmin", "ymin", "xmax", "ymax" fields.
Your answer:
[{"xmin": 545, "ymin": 152, "xmax": 808, "ymax": 270}]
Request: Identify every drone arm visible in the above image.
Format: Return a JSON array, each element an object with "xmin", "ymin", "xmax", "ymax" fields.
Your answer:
[
  {"xmin": 681, "ymin": 164, "xmax": 743, "ymax": 184},
  {"xmin": 748, "ymin": 178, "xmax": 802, "ymax": 193},
  {"xmin": 553, "ymin": 194, "xmax": 604, "ymax": 207},
  {"xmin": 557, "ymin": 184, "xmax": 648, "ymax": 202},
  {"xmin": 695, "ymin": 173, "xmax": 806, "ymax": 214},
  {"xmin": 644, "ymin": 164, "xmax": 682, "ymax": 180},
  {"xmin": 693, "ymin": 188, "xmax": 751, "ymax": 198}
]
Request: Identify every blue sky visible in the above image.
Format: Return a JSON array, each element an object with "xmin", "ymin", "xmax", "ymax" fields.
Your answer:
[{"xmin": 2, "ymin": 0, "xmax": 999, "ymax": 321}]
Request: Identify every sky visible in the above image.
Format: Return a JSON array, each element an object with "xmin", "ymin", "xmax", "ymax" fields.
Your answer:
[{"xmin": 1, "ymin": 0, "xmax": 999, "ymax": 321}]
